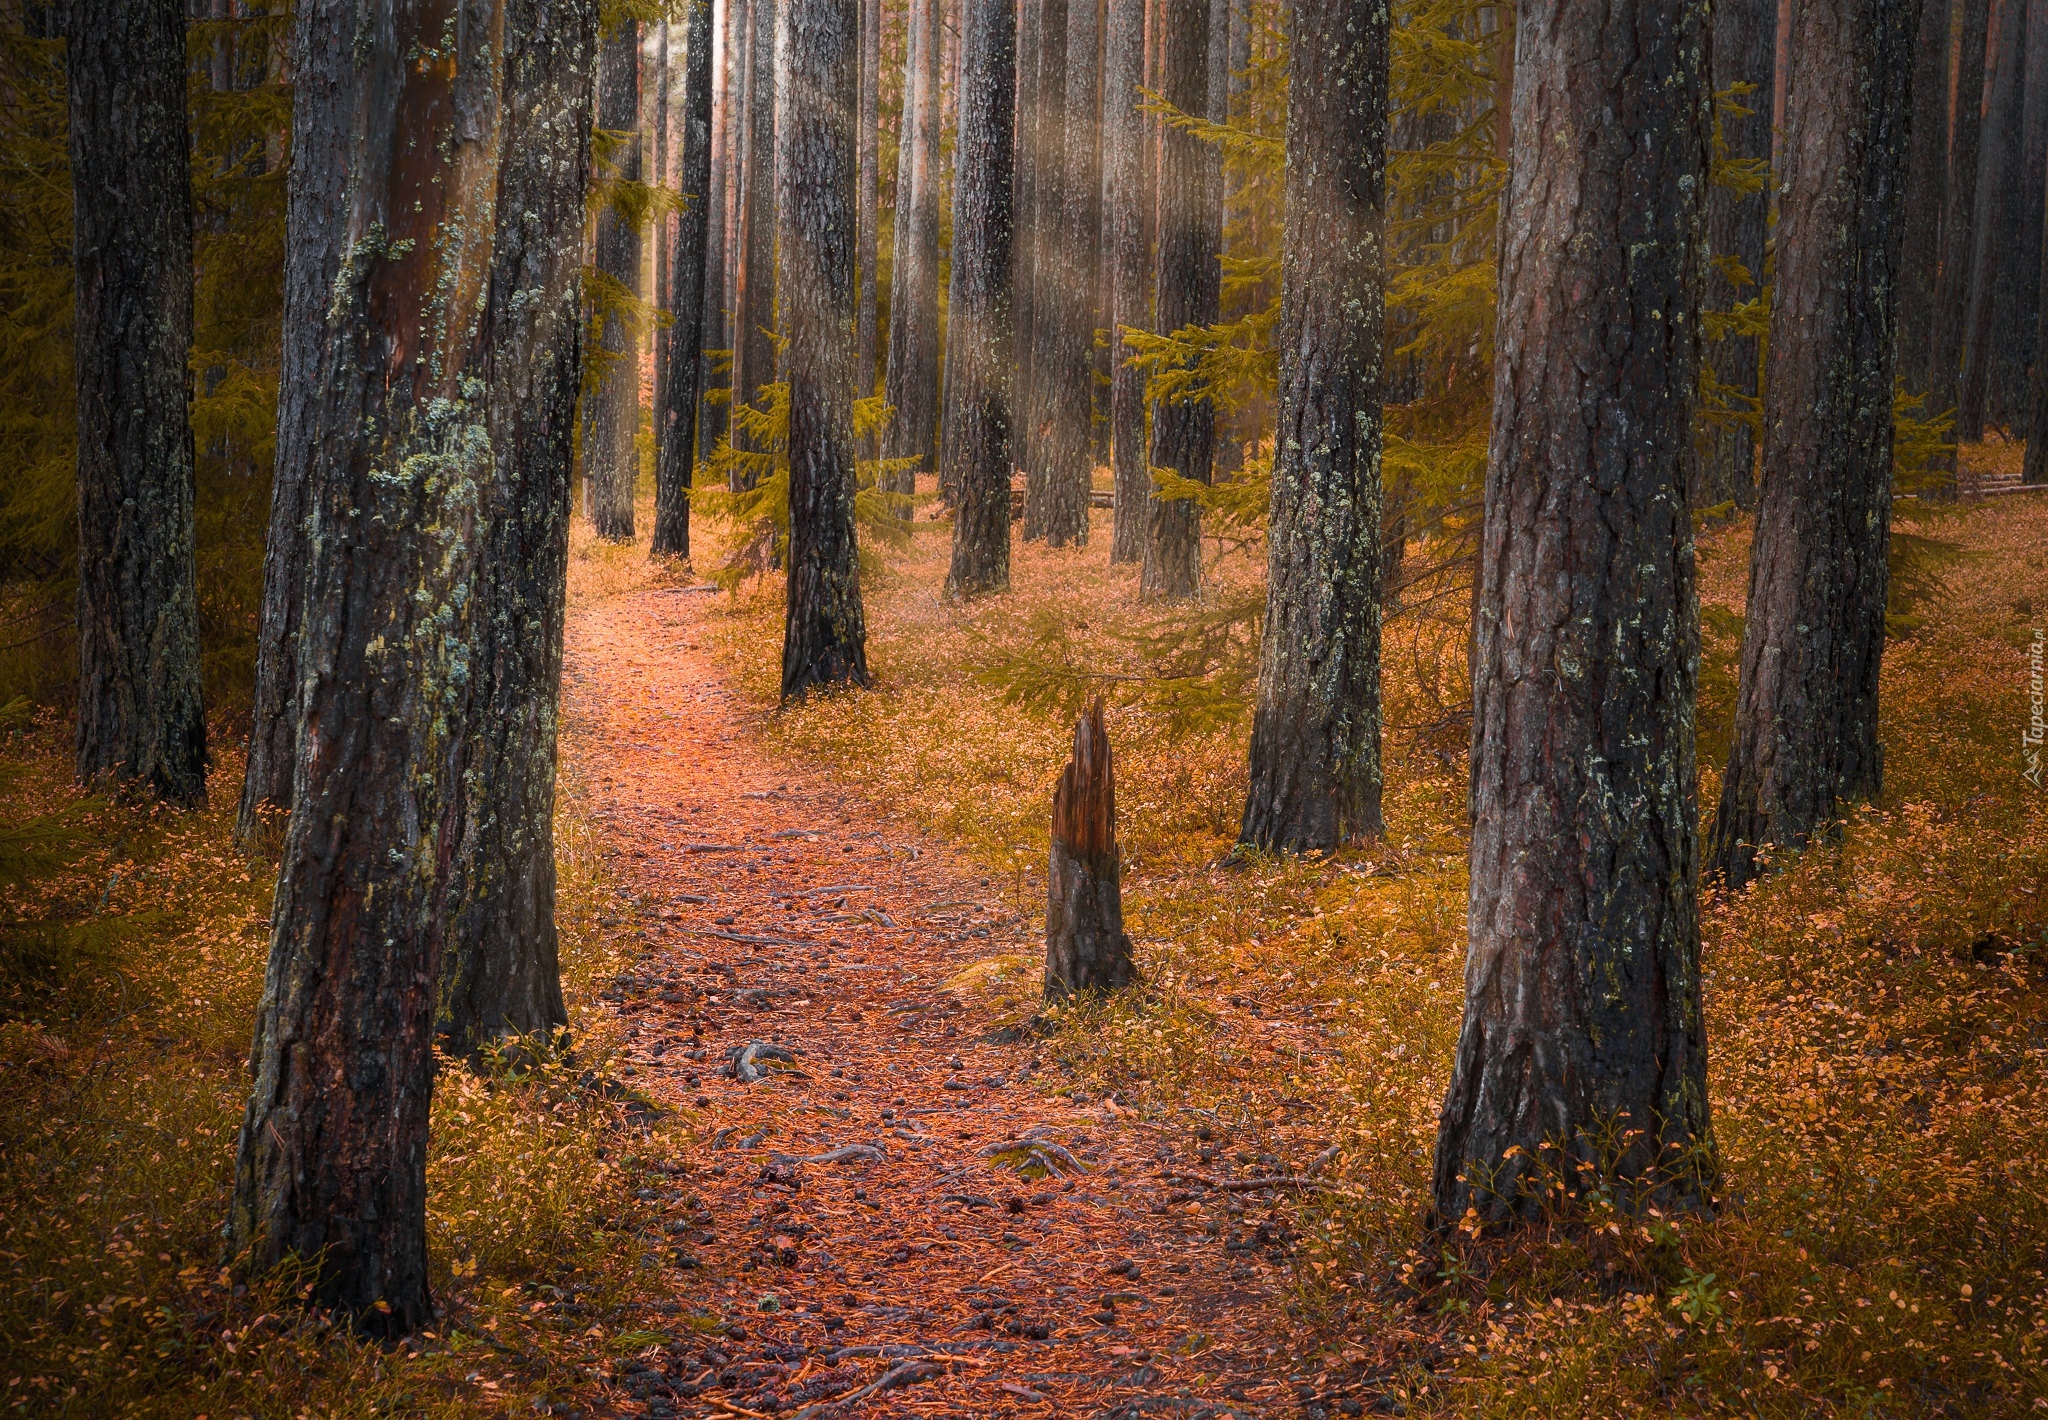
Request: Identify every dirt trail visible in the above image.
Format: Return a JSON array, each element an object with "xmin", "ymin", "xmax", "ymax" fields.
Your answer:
[{"xmin": 558, "ymin": 584, "xmax": 1318, "ymax": 1419}]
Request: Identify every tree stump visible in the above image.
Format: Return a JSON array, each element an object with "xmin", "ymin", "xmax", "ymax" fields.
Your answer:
[{"xmin": 1044, "ymin": 699, "xmax": 1135, "ymax": 1000}]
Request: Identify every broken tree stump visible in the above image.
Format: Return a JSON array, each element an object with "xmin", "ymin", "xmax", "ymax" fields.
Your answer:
[{"xmin": 1044, "ymin": 698, "xmax": 1135, "ymax": 1000}]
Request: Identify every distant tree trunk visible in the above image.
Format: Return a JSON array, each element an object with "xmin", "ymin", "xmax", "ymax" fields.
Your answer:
[
  {"xmin": 67, "ymin": 0, "xmax": 207, "ymax": 807},
  {"xmin": 1013, "ymin": 0, "xmax": 1045, "ymax": 487},
  {"xmin": 1021, "ymin": 0, "xmax": 1068, "ymax": 543},
  {"xmin": 1432, "ymin": 0, "xmax": 1716, "ymax": 1230},
  {"xmin": 699, "ymin": 0, "xmax": 736, "ymax": 461},
  {"xmin": 731, "ymin": 0, "xmax": 779, "ymax": 482},
  {"xmin": 2007, "ymin": 0, "xmax": 2048, "ymax": 439},
  {"xmin": 2030, "ymin": 237, "xmax": 2048, "ymax": 479},
  {"xmin": 240, "ymin": 0, "xmax": 355, "ymax": 837},
  {"xmin": 1957, "ymin": 0, "xmax": 2026, "ymax": 441},
  {"xmin": 1239, "ymin": 0, "xmax": 1386, "ymax": 856},
  {"xmin": 941, "ymin": 0, "xmax": 1017, "ymax": 598},
  {"xmin": 1930, "ymin": 0, "xmax": 1992, "ymax": 436},
  {"xmin": 780, "ymin": 0, "xmax": 870, "ymax": 699},
  {"xmin": 231, "ymin": 0, "xmax": 508, "ymax": 1332},
  {"xmin": 1895, "ymin": 0, "xmax": 1949, "ymax": 396},
  {"xmin": 653, "ymin": 0, "xmax": 714, "ymax": 557},
  {"xmin": 1709, "ymin": 0, "xmax": 1922, "ymax": 888},
  {"xmin": 1024, "ymin": 0, "xmax": 1098, "ymax": 545},
  {"xmin": 882, "ymin": 0, "xmax": 942, "ymax": 491},
  {"xmin": 1043, "ymin": 699, "xmax": 1135, "ymax": 1000},
  {"xmin": 587, "ymin": 20, "xmax": 642, "ymax": 539},
  {"xmin": 1700, "ymin": 0, "xmax": 1777, "ymax": 508},
  {"xmin": 857, "ymin": 0, "xmax": 881, "ymax": 400},
  {"xmin": 440, "ymin": 0, "xmax": 597, "ymax": 1059},
  {"xmin": 1140, "ymin": 1, "xmax": 1218, "ymax": 601},
  {"xmin": 1104, "ymin": 0, "xmax": 1148, "ymax": 565},
  {"xmin": 653, "ymin": 21, "xmax": 672, "ymax": 471}
]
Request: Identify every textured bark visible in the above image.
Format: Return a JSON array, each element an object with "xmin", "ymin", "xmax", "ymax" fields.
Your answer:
[
  {"xmin": 67, "ymin": 0, "xmax": 206, "ymax": 807},
  {"xmin": 230, "ymin": 0, "xmax": 506, "ymax": 1332},
  {"xmin": 1043, "ymin": 700, "xmax": 1135, "ymax": 1000},
  {"xmin": 1957, "ymin": 0, "xmax": 2027, "ymax": 440},
  {"xmin": 1104, "ymin": 0, "xmax": 1148, "ymax": 564},
  {"xmin": 882, "ymin": 0, "xmax": 942, "ymax": 489},
  {"xmin": 1709, "ymin": 0, "xmax": 1922, "ymax": 888},
  {"xmin": 2030, "ymin": 231, "xmax": 2048, "ymax": 478},
  {"xmin": 1700, "ymin": 0, "xmax": 1777, "ymax": 508},
  {"xmin": 1019, "ymin": 0, "xmax": 1067, "ymax": 539},
  {"xmin": 2006, "ymin": 0, "xmax": 2048, "ymax": 438},
  {"xmin": 1013, "ymin": 0, "xmax": 1045, "ymax": 482},
  {"xmin": 653, "ymin": 0, "xmax": 716, "ymax": 557},
  {"xmin": 1239, "ymin": 0, "xmax": 1386, "ymax": 855},
  {"xmin": 1929, "ymin": 0, "xmax": 1992, "ymax": 431},
  {"xmin": 779, "ymin": 0, "xmax": 870, "ymax": 699},
  {"xmin": 857, "ymin": 0, "xmax": 881, "ymax": 399},
  {"xmin": 1431, "ymin": 0, "xmax": 1715, "ymax": 1229},
  {"xmin": 699, "ymin": 0, "xmax": 736, "ymax": 461},
  {"xmin": 240, "ymin": 0, "xmax": 356, "ymax": 835},
  {"xmin": 940, "ymin": 0, "xmax": 1017, "ymax": 598},
  {"xmin": 586, "ymin": 20, "xmax": 642, "ymax": 539},
  {"xmin": 1140, "ymin": 1, "xmax": 1219, "ymax": 601},
  {"xmin": 730, "ymin": 0, "xmax": 778, "ymax": 481},
  {"xmin": 653, "ymin": 21, "xmax": 672, "ymax": 468},
  {"xmin": 1023, "ymin": 0, "xmax": 1098, "ymax": 545},
  {"xmin": 1895, "ymin": 0, "xmax": 1949, "ymax": 394},
  {"xmin": 440, "ymin": 0, "xmax": 597, "ymax": 1059}
]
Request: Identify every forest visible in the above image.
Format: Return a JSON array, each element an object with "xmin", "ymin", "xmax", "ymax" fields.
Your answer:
[{"xmin": 2, "ymin": 0, "xmax": 2046, "ymax": 1414}]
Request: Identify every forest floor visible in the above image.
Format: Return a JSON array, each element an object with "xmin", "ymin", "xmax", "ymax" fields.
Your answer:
[{"xmin": 558, "ymin": 574, "xmax": 1381, "ymax": 1417}]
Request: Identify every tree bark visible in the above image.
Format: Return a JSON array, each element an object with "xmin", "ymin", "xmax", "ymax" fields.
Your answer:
[
  {"xmin": 1432, "ymin": 0, "xmax": 1716, "ymax": 1229},
  {"xmin": 1023, "ymin": 0, "xmax": 1098, "ymax": 545},
  {"xmin": 440, "ymin": 0, "xmax": 598, "ymax": 1059},
  {"xmin": 882, "ymin": 0, "xmax": 943, "ymax": 490},
  {"xmin": 230, "ymin": 0, "xmax": 508, "ymax": 1332},
  {"xmin": 1104, "ymin": 0, "xmax": 1148, "ymax": 564},
  {"xmin": 67, "ymin": 0, "xmax": 207, "ymax": 807},
  {"xmin": 2006, "ymin": 0, "xmax": 2048, "ymax": 439},
  {"xmin": 1043, "ymin": 699, "xmax": 1135, "ymax": 1000},
  {"xmin": 779, "ymin": 0, "xmax": 870, "ymax": 699},
  {"xmin": 1959, "ymin": 0, "xmax": 2033, "ymax": 438},
  {"xmin": 1140, "ymin": 0, "xmax": 1218, "ymax": 601},
  {"xmin": 586, "ymin": 19, "xmax": 642, "ymax": 539},
  {"xmin": 1012, "ymin": 0, "xmax": 1045, "ymax": 487},
  {"xmin": 940, "ymin": 0, "xmax": 1017, "ymax": 598},
  {"xmin": 2030, "ymin": 221, "xmax": 2048, "ymax": 479},
  {"xmin": 1239, "ymin": 0, "xmax": 1386, "ymax": 856},
  {"xmin": 1709, "ymin": 0, "xmax": 1923, "ymax": 888},
  {"xmin": 1929, "ymin": 0, "xmax": 1992, "ymax": 435},
  {"xmin": 857, "ymin": 0, "xmax": 881, "ymax": 400},
  {"xmin": 699, "ymin": 0, "xmax": 736, "ymax": 461},
  {"xmin": 653, "ymin": 21, "xmax": 672, "ymax": 471},
  {"xmin": 240, "ymin": 0, "xmax": 356, "ymax": 836},
  {"xmin": 1895, "ymin": 0, "xmax": 1949, "ymax": 395},
  {"xmin": 1700, "ymin": 0, "xmax": 1777, "ymax": 508},
  {"xmin": 1020, "ymin": 0, "xmax": 1067, "ymax": 539},
  {"xmin": 731, "ymin": 0, "xmax": 778, "ymax": 483},
  {"xmin": 653, "ymin": 0, "xmax": 716, "ymax": 557}
]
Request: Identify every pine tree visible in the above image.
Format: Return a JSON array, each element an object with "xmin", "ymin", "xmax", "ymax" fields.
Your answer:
[
  {"xmin": 66, "ymin": 0, "xmax": 207, "ymax": 806},
  {"xmin": 882, "ymin": 0, "xmax": 942, "ymax": 492},
  {"xmin": 731, "ymin": 0, "xmax": 779, "ymax": 486},
  {"xmin": 1928, "ymin": 0, "xmax": 1990, "ymax": 446},
  {"xmin": 654, "ymin": 0, "xmax": 716, "ymax": 557},
  {"xmin": 940, "ymin": 0, "xmax": 1016, "ymax": 598},
  {"xmin": 586, "ymin": 18, "xmax": 642, "ymax": 539},
  {"xmin": 2005, "ymin": 1, "xmax": 2048, "ymax": 439},
  {"xmin": 1959, "ymin": 0, "xmax": 2034, "ymax": 440},
  {"xmin": 857, "ymin": 0, "xmax": 881, "ymax": 400},
  {"xmin": 1710, "ymin": 0, "xmax": 1924, "ymax": 888},
  {"xmin": 1433, "ymin": 0, "xmax": 1716, "ymax": 1229},
  {"xmin": 699, "ymin": 0, "xmax": 736, "ymax": 462},
  {"xmin": 1895, "ymin": 0, "xmax": 1949, "ymax": 396},
  {"xmin": 1239, "ymin": 0, "xmax": 1387, "ymax": 855},
  {"xmin": 1103, "ymin": 0, "xmax": 1149, "ymax": 565},
  {"xmin": 1012, "ymin": 0, "xmax": 1047, "ymax": 484},
  {"xmin": 780, "ymin": 0, "xmax": 869, "ymax": 698}
]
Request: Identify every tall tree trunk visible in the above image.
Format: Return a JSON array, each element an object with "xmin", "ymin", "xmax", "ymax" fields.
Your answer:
[
  {"xmin": 2029, "ymin": 220, "xmax": 2048, "ymax": 479},
  {"xmin": 1432, "ymin": 0, "xmax": 1716, "ymax": 1229},
  {"xmin": 1709, "ymin": 0, "xmax": 1923, "ymax": 887},
  {"xmin": 1043, "ymin": 699, "xmax": 1135, "ymax": 999},
  {"xmin": 1957, "ymin": 0, "xmax": 2027, "ymax": 441},
  {"xmin": 731, "ymin": 0, "xmax": 778, "ymax": 483},
  {"xmin": 2007, "ymin": 0, "xmax": 2048, "ymax": 439},
  {"xmin": 587, "ymin": 20, "xmax": 642, "ymax": 539},
  {"xmin": 653, "ymin": 20, "xmax": 672, "ymax": 471},
  {"xmin": 1895, "ymin": 0, "xmax": 1949, "ymax": 396},
  {"xmin": 941, "ymin": 0, "xmax": 1017, "ymax": 598},
  {"xmin": 780, "ymin": 0, "xmax": 870, "ymax": 698},
  {"xmin": 1700, "ymin": 0, "xmax": 1778, "ymax": 508},
  {"xmin": 440, "ymin": 0, "xmax": 598, "ymax": 1059},
  {"xmin": 1020, "ymin": 0, "xmax": 1067, "ymax": 540},
  {"xmin": 230, "ymin": 0, "xmax": 509, "ymax": 1332},
  {"xmin": 1239, "ymin": 0, "xmax": 1387, "ymax": 855},
  {"xmin": 857, "ymin": 0, "xmax": 881, "ymax": 400},
  {"xmin": 1013, "ymin": 0, "xmax": 1045, "ymax": 489},
  {"xmin": 1103, "ymin": 0, "xmax": 1148, "ymax": 564},
  {"xmin": 67, "ymin": 0, "xmax": 206, "ymax": 806},
  {"xmin": 1024, "ymin": 0, "xmax": 1098, "ymax": 545},
  {"xmin": 654, "ymin": 0, "xmax": 715, "ymax": 556},
  {"xmin": 882, "ymin": 0, "xmax": 943, "ymax": 491},
  {"xmin": 1929, "ymin": 0, "xmax": 1992, "ymax": 436},
  {"xmin": 699, "ymin": 0, "xmax": 736, "ymax": 461},
  {"xmin": 1139, "ymin": 0, "xmax": 1218, "ymax": 601},
  {"xmin": 240, "ymin": 0, "xmax": 355, "ymax": 836}
]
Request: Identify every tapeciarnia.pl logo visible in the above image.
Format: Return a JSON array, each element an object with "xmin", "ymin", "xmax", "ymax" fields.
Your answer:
[{"xmin": 2026, "ymin": 627, "xmax": 2045, "ymax": 789}]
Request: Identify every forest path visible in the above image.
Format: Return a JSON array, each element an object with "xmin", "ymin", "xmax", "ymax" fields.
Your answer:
[{"xmin": 558, "ymin": 581, "xmax": 1308, "ymax": 1419}]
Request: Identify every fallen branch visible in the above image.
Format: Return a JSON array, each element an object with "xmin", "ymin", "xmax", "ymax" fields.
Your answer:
[
  {"xmin": 804, "ymin": 1143, "xmax": 886, "ymax": 1165},
  {"xmin": 1154, "ymin": 1168, "xmax": 1358, "ymax": 1198},
  {"xmin": 790, "ymin": 1359, "xmax": 940, "ymax": 1418},
  {"xmin": 725, "ymin": 1041, "xmax": 799, "ymax": 1083},
  {"xmin": 693, "ymin": 928, "xmax": 817, "ymax": 949}
]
